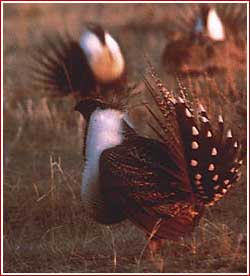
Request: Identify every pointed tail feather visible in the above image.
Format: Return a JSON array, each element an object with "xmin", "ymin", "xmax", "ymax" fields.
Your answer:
[
  {"xmin": 31, "ymin": 32, "xmax": 96, "ymax": 99},
  {"xmin": 144, "ymin": 68, "xmax": 244, "ymax": 207},
  {"xmin": 174, "ymin": 99, "xmax": 243, "ymax": 205}
]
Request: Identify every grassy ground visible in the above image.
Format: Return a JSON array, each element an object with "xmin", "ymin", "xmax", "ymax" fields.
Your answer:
[{"xmin": 2, "ymin": 3, "xmax": 247, "ymax": 273}]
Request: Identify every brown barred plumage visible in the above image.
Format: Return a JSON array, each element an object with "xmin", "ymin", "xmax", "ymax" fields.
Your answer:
[
  {"xmin": 31, "ymin": 20, "xmax": 245, "ymax": 255},
  {"xmin": 74, "ymin": 72, "xmax": 244, "ymax": 242}
]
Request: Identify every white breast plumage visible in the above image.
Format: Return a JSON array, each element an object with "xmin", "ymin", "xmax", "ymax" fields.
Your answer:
[{"xmin": 81, "ymin": 108, "xmax": 125, "ymax": 213}]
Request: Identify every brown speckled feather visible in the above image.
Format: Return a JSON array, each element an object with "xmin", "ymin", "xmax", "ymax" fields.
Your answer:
[
  {"xmin": 99, "ymin": 136, "xmax": 202, "ymax": 239},
  {"xmin": 98, "ymin": 73, "xmax": 243, "ymax": 239}
]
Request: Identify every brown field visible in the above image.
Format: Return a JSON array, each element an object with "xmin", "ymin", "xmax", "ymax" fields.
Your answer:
[{"xmin": 2, "ymin": 3, "xmax": 248, "ymax": 273}]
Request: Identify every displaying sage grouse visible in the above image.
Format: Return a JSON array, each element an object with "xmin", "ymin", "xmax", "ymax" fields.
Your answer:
[
  {"xmin": 31, "ymin": 24, "xmax": 126, "ymax": 101},
  {"xmin": 74, "ymin": 74, "xmax": 243, "ymax": 243},
  {"xmin": 162, "ymin": 3, "xmax": 246, "ymax": 75},
  {"xmin": 32, "ymin": 24, "xmax": 244, "ymax": 255}
]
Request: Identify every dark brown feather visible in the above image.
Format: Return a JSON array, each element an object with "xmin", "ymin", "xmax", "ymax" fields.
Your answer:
[
  {"xmin": 97, "ymin": 72, "xmax": 243, "ymax": 240},
  {"xmin": 31, "ymin": 32, "xmax": 96, "ymax": 98}
]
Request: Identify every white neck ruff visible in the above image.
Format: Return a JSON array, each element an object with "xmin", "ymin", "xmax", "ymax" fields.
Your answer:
[
  {"xmin": 207, "ymin": 8, "xmax": 225, "ymax": 41},
  {"xmin": 80, "ymin": 31, "xmax": 125, "ymax": 83}
]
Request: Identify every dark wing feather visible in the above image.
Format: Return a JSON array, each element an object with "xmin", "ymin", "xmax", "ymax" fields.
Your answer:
[
  {"xmin": 31, "ymin": 32, "xmax": 96, "ymax": 98},
  {"xmin": 99, "ymin": 136, "xmax": 203, "ymax": 239}
]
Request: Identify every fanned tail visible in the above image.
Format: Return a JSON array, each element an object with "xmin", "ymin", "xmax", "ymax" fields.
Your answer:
[
  {"xmin": 164, "ymin": 3, "xmax": 200, "ymax": 41},
  {"xmin": 217, "ymin": 3, "xmax": 247, "ymax": 39},
  {"xmin": 144, "ymin": 65, "xmax": 244, "ymax": 206},
  {"xmin": 174, "ymin": 99, "xmax": 243, "ymax": 206},
  {"xmin": 143, "ymin": 65, "xmax": 191, "ymax": 192},
  {"xmin": 31, "ymin": 32, "xmax": 95, "ymax": 99}
]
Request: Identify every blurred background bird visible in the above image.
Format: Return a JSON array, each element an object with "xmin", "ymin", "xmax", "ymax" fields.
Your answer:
[
  {"xmin": 162, "ymin": 3, "xmax": 247, "ymax": 75},
  {"xmin": 31, "ymin": 23, "xmax": 126, "ymax": 102}
]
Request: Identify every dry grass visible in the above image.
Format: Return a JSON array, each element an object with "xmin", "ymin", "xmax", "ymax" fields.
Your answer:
[{"xmin": 2, "ymin": 3, "xmax": 247, "ymax": 273}]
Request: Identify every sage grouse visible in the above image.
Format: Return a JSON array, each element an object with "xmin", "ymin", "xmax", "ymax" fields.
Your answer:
[
  {"xmin": 74, "ymin": 75, "xmax": 243, "ymax": 241},
  {"xmin": 32, "ymin": 24, "xmax": 126, "ymax": 101},
  {"xmin": 33, "ymin": 25, "xmax": 243, "ymax": 251},
  {"xmin": 162, "ymin": 3, "xmax": 246, "ymax": 75}
]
